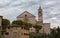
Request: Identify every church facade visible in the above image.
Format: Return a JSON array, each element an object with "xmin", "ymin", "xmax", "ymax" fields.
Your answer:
[
  {"xmin": 16, "ymin": 6, "xmax": 50, "ymax": 34},
  {"xmin": 16, "ymin": 11, "xmax": 36, "ymax": 25},
  {"xmin": 0, "ymin": 6, "xmax": 50, "ymax": 38}
]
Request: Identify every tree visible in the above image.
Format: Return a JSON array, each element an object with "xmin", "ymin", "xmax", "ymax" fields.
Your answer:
[
  {"xmin": 12, "ymin": 20, "xmax": 24, "ymax": 26},
  {"xmin": 33, "ymin": 25, "xmax": 42, "ymax": 33},
  {"xmin": 50, "ymin": 29, "xmax": 57, "ymax": 38},
  {"xmin": 30, "ymin": 32, "xmax": 47, "ymax": 38},
  {"xmin": 23, "ymin": 22, "xmax": 32, "ymax": 29},
  {"xmin": 56, "ymin": 27, "xmax": 60, "ymax": 33},
  {"xmin": 12, "ymin": 20, "xmax": 32, "ymax": 29},
  {"xmin": 2, "ymin": 19, "xmax": 10, "ymax": 29},
  {"xmin": 48, "ymin": 27, "xmax": 60, "ymax": 38},
  {"xmin": 56, "ymin": 27, "xmax": 60, "ymax": 38}
]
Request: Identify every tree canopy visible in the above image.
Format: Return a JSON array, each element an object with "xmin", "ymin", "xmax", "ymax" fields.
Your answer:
[
  {"xmin": 2, "ymin": 19, "xmax": 10, "ymax": 29},
  {"xmin": 33, "ymin": 25, "xmax": 42, "ymax": 33},
  {"xmin": 12, "ymin": 20, "xmax": 32, "ymax": 29},
  {"xmin": 2, "ymin": 19, "xmax": 10, "ymax": 25},
  {"xmin": 12, "ymin": 20, "xmax": 24, "ymax": 26}
]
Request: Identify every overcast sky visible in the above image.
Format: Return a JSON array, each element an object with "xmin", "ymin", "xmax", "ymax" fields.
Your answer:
[{"xmin": 0, "ymin": 0, "xmax": 60, "ymax": 28}]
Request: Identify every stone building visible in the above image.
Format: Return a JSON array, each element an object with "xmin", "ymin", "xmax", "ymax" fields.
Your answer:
[
  {"xmin": 4, "ymin": 25, "xmax": 29, "ymax": 38},
  {"xmin": 0, "ymin": 16, "xmax": 3, "ymax": 26},
  {"xmin": 0, "ymin": 6, "xmax": 50, "ymax": 38},
  {"xmin": 16, "ymin": 11, "xmax": 36, "ymax": 25},
  {"xmin": 0, "ymin": 16, "xmax": 3, "ymax": 35},
  {"xmin": 16, "ymin": 6, "xmax": 50, "ymax": 34}
]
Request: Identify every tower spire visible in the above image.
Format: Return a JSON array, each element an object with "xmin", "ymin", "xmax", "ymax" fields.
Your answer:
[
  {"xmin": 38, "ymin": 6, "xmax": 42, "ymax": 13},
  {"xmin": 38, "ymin": 6, "xmax": 43, "ymax": 25}
]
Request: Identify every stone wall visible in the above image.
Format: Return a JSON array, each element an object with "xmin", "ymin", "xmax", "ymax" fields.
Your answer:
[
  {"xmin": 0, "ymin": 16, "xmax": 3, "ymax": 26},
  {"xmin": 17, "ymin": 17, "xmax": 36, "ymax": 25},
  {"xmin": 17, "ymin": 11, "xmax": 36, "ymax": 25},
  {"xmin": 43, "ymin": 23, "xmax": 50, "ymax": 34},
  {"xmin": 4, "ymin": 27, "xmax": 29, "ymax": 38}
]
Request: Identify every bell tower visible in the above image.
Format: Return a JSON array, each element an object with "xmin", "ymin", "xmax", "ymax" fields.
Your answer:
[{"xmin": 38, "ymin": 6, "xmax": 43, "ymax": 25}]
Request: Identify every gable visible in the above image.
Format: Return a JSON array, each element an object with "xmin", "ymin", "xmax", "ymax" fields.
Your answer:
[{"xmin": 17, "ymin": 11, "xmax": 35, "ymax": 18}]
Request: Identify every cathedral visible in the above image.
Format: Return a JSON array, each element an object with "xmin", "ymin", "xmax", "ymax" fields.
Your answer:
[{"xmin": 0, "ymin": 6, "xmax": 50, "ymax": 38}]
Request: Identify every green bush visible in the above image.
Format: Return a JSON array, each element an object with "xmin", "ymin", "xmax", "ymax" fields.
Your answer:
[
  {"xmin": 33, "ymin": 25, "xmax": 42, "ymax": 33},
  {"xmin": 12, "ymin": 20, "xmax": 24, "ymax": 26},
  {"xmin": 12, "ymin": 20, "xmax": 32, "ymax": 29}
]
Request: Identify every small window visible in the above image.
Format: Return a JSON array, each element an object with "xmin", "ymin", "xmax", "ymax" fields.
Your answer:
[
  {"xmin": 8, "ymin": 27, "xmax": 10, "ymax": 29},
  {"xmin": 24, "ymin": 33, "xmax": 29, "ymax": 35},
  {"xmin": 21, "ymin": 27, "xmax": 24, "ymax": 29},
  {"xmin": 5, "ymin": 32, "xmax": 9, "ymax": 35},
  {"xmin": 25, "ymin": 15, "xmax": 27, "ymax": 17}
]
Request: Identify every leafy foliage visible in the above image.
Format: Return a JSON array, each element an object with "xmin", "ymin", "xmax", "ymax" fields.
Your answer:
[
  {"xmin": 12, "ymin": 20, "xmax": 32, "ymax": 29},
  {"xmin": 2, "ymin": 19, "xmax": 10, "ymax": 29},
  {"xmin": 2, "ymin": 19, "xmax": 10, "ymax": 25},
  {"xmin": 48, "ymin": 26, "xmax": 60, "ymax": 38},
  {"xmin": 30, "ymin": 33, "xmax": 47, "ymax": 38},
  {"xmin": 12, "ymin": 20, "xmax": 24, "ymax": 26},
  {"xmin": 33, "ymin": 25, "xmax": 42, "ymax": 33},
  {"xmin": 24, "ymin": 22, "xmax": 32, "ymax": 28},
  {"xmin": 33, "ymin": 25, "xmax": 42, "ymax": 30}
]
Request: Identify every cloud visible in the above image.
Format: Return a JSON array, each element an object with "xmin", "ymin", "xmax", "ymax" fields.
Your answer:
[
  {"xmin": 0, "ymin": 0, "xmax": 60, "ymax": 28},
  {"xmin": 42, "ymin": 0, "xmax": 60, "ymax": 28}
]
